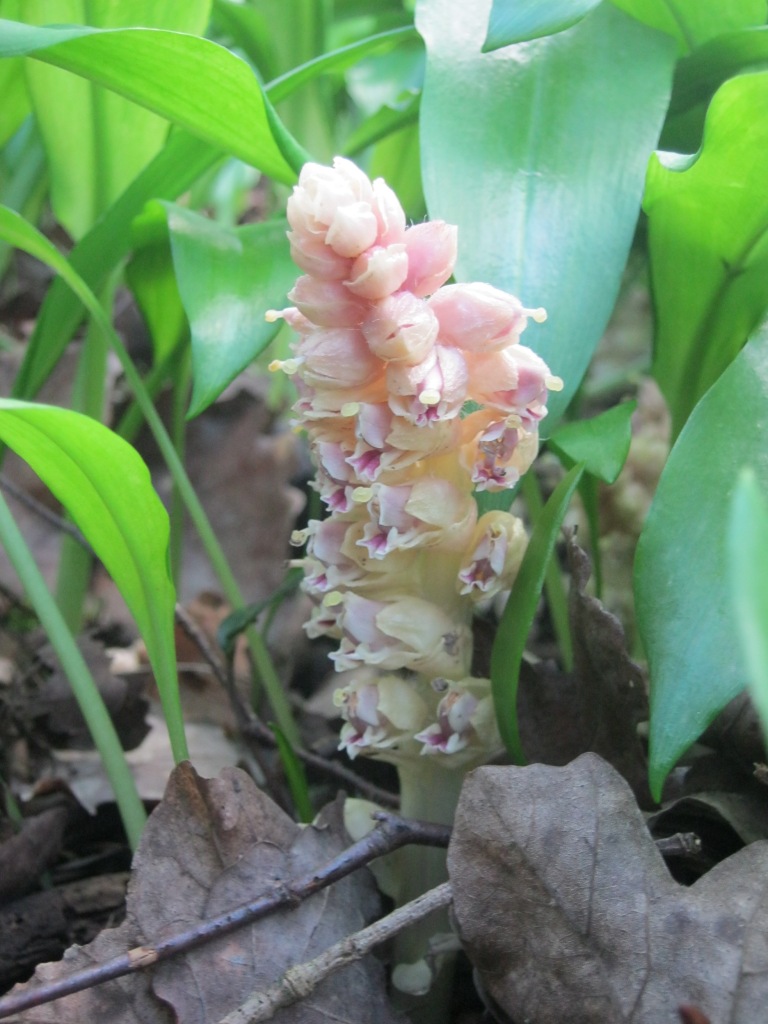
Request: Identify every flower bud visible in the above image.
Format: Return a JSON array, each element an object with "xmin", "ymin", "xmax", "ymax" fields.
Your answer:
[
  {"xmin": 362, "ymin": 293, "xmax": 438, "ymax": 364},
  {"xmin": 345, "ymin": 244, "xmax": 409, "ymax": 300},
  {"xmin": 289, "ymin": 276, "xmax": 368, "ymax": 328},
  {"xmin": 430, "ymin": 282, "xmax": 545, "ymax": 352},
  {"xmin": 298, "ymin": 328, "xmax": 383, "ymax": 391},
  {"xmin": 402, "ymin": 222, "xmax": 457, "ymax": 297}
]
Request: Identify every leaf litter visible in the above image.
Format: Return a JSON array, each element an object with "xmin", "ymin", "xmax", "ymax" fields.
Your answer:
[{"xmin": 4, "ymin": 762, "xmax": 399, "ymax": 1024}]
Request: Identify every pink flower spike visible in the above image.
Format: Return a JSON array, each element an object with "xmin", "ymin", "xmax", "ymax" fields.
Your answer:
[{"xmin": 402, "ymin": 222, "xmax": 458, "ymax": 297}]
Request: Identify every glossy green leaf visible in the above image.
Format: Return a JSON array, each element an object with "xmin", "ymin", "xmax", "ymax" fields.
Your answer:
[
  {"xmin": 0, "ymin": 18, "xmax": 297, "ymax": 183},
  {"xmin": 417, "ymin": 0, "xmax": 676, "ymax": 423},
  {"xmin": 0, "ymin": 204, "xmax": 187, "ymax": 763},
  {"xmin": 483, "ymin": 0, "xmax": 601, "ymax": 49},
  {"xmin": 491, "ymin": 462, "xmax": 585, "ymax": 763},
  {"xmin": 728, "ymin": 469, "xmax": 768, "ymax": 746},
  {"xmin": 19, "ymin": 1, "xmax": 211, "ymax": 239},
  {"xmin": 548, "ymin": 400, "xmax": 636, "ymax": 484},
  {"xmin": 608, "ymin": 0, "xmax": 765, "ymax": 54},
  {"xmin": 126, "ymin": 204, "xmax": 187, "ymax": 366},
  {"xmin": 670, "ymin": 26, "xmax": 768, "ymax": 116},
  {"xmin": 635, "ymin": 324, "xmax": 768, "ymax": 801},
  {"xmin": 13, "ymin": 130, "xmax": 220, "ymax": 401},
  {"xmin": 645, "ymin": 72, "xmax": 768, "ymax": 439},
  {"xmin": 161, "ymin": 204, "xmax": 296, "ymax": 418}
]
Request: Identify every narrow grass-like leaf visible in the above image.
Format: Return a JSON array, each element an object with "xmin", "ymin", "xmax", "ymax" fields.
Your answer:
[
  {"xmin": 162, "ymin": 204, "xmax": 297, "ymax": 418},
  {"xmin": 491, "ymin": 463, "xmax": 585, "ymax": 763},
  {"xmin": 271, "ymin": 723, "xmax": 313, "ymax": 823},
  {"xmin": 0, "ymin": 491, "xmax": 146, "ymax": 848},
  {"xmin": 548, "ymin": 400, "xmax": 636, "ymax": 484},
  {"xmin": 0, "ymin": 205, "xmax": 186, "ymax": 762},
  {"xmin": 417, "ymin": 0, "xmax": 676, "ymax": 422},
  {"xmin": 0, "ymin": 18, "xmax": 296, "ymax": 182},
  {"xmin": 728, "ymin": 470, "xmax": 768, "ymax": 746},
  {"xmin": 645, "ymin": 72, "xmax": 768, "ymax": 439},
  {"xmin": 218, "ymin": 567, "xmax": 303, "ymax": 656},
  {"xmin": 483, "ymin": 0, "xmax": 601, "ymax": 49},
  {"xmin": 635, "ymin": 324, "xmax": 768, "ymax": 800}
]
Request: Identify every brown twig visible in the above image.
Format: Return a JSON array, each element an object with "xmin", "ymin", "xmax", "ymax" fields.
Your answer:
[
  {"xmin": 173, "ymin": 602, "xmax": 400, "ymax": 808},
  {"xmin": 654, "ymin": 832, "xmax": 702, "ymax": 858},
  {"xmin": 219, "ymin": 881, "xmax": 454, "ymax": 1024},
  {"xmin": 0, "ymin": 811, "xmax": 450, "ymax": 1019}
]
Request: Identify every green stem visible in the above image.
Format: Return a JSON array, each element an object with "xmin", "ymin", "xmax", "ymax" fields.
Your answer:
[
  {"xmin": 0, "ymin": 491, "xmax": 146, "ymax": 849},
  {"xmin": 521, "ymin": 470, "xmax": 574, "ymax": 671},
  {"xmin": 392, "ymin": 760, "xmax": 466, "ymax": 1021},
  {"xmin": 168, "ymin": 349, "xmax": 191, "ymax": 590}
]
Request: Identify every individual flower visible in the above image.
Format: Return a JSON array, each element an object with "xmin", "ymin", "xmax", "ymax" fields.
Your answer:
[
  {"xmin": 334, "ymin": 673, "xmax": 429, "ymax": 760},
  {"xmin": 415, "ymin": 677, "xmax": 502, "ymax": 761},
  {"xmin": 458, "ymin": 511, "xmax": 528, "ymax": 600}
]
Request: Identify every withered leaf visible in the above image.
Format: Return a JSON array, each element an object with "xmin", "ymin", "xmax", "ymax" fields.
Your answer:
[
  {"xmin": 517, "ymin": 536, "xmax": 650, "ymax": 805},
  {"xmin": 449, "ymin": 753, "xmax": 768, "ymax": 1024},
  {"xmin": 7, "ymin": 763, "xmax": 399, "ymax": 1024}
]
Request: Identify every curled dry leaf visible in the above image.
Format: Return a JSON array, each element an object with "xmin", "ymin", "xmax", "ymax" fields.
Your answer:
[
  {"xmin": 448, "ymin": 753, "xmax": 768, "ymax": 1024},
  {"xmin": 6, "ymin": 762, "xmax": 399, "ymax": 1024},
  {"xmin": 517, "ymin": 536, "xmax": 650, "ymax": 805}
]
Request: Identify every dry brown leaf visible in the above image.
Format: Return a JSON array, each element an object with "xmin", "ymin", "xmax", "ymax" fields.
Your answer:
[
  {"xmin": 7, "ymin": 763, "xmax": 399, "ymax": 1024},
  {"xmin": 517, "ymin": 537, "xmax": 650, "ymax": 805},
  {"xmin": 448, "ymin": 753, "xmax": 768, "ymax": 1024}
]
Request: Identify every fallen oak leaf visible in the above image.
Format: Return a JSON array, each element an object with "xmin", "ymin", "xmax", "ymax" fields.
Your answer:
[
  {"xmin": 448, "ymin": 753, "xmax": 768, "ymax": 1024},
  {"xmin": 4, "ymin": 762, "xmax": 401, "ymax": 1024}
]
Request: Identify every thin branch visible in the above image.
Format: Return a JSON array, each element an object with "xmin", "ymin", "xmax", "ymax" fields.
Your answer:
[
  {"xmin": 654, "ymin": 832, "xmax": 702, "ymax": 858},
  {"xmin": 0, "ymin": 812, "xmax": 450, "ymax": 1019},
  {"xmin": 219, "ymin": 881, "xmax": 453, "ymax": 1024}
]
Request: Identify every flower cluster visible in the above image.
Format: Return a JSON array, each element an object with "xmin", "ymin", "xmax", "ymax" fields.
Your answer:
[{"xmin": 270, "ymin": 158, "xmax": 561, "ymax": 769}]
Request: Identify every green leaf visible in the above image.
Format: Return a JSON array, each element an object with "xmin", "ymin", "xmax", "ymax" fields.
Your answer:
[
  {"xmin": 645, "ymin": 72, "xmax": 768, "ymax": 439},
  {"xmin": 0, "ymin": 205, "xmax": 187, "ymax": 763},
  {"xmin": 218, "ymin": 567, "xmax": 303, "ymax": 655},
  {"xmin": 161, "ymin": 204, "xmax": 296, "ymax": 418},
  {"xmin": 483, "ymin": 0, "xmax": 601, "ymax": 49},
  {"xmin": 271, "ymin": 723, "xmax": 313, "ymax": 823},
  {"xmin": 670, "ymin": 27, "xmax": 768, "ymax": 117},
  {"xmin": 635, "ymin": 324, "xmax": 768, "ymax": 801},
  {"xmin": 491, "ymin": 462, "xmax": 585, "ymax": 763},
  {"xmin": 728, "ymin": 469, "xmax": 768, "ymax": 747},
  {"xmin": 0, "ymin": 18, "xmax": 297, "ymax": 183},
  {"xmin": 19, "ymin": 1, "xmax": 211, "ymax": 239},
  {"xmin": 126, "ymin": 204, "xmax": 187, "ymax": 366},
  {"xmin": 608, "ymin": 0, "xmax": 766, "ymax": 54},
  {"xmin": 548, "ymin": 400, "xmax": 636, "ymax": 484},
  {"xmin": 417, "ymin": 0, "xmax": 676, "ymax": 423},
  {"xmin": 13, "ymin": 130, "xmax": 221, "ymax": 402}
]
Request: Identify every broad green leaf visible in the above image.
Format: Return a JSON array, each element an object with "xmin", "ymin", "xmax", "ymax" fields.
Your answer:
[
  {"xmin": 491, "ymin": 462, "xmax": 585, "ymax": 763},
  {"xmin": 608, "ymin": 0, "xmax": 766, "ymax": 54},
  {"xmin": 645, "ymin": 72, "xmax": 768, "ymax": 439},
  {"xmin": 0, "ymin": 399, "xmax": 185, "ymax": 758},
  {"xmin": 126, "ymin": 204, "xmax": 187, "ymax": 366},
  {"xmin": 670, "ymin": 27, "xmax": 768, "ymax": 116},
  {"xmin": 635, "ymin": 324, "xmax": 768, "ymax": 801},
  {"xmin": 417, "ymin": 0, "xmax": 676, "ymax": 423},
  {"xmin": 548, "ymin": 400, "xmax": 636, "ymax": 484},
  {"xmin": 0, "ymin": 205, "xmax": 187, "ymax": 762},
  {"xmin": 0, "ymin": 18, "xmax": 297, "ymax": 183},
  {"xmin": 728, "ymin": 470, "xmax": 768, "ymax": 746},
  {"xmin": 162, "ymin": 204, "xmax": 296, "ymax": 418},
  {"xmin": 20, "ymin": 1, "xmax": 211, "ymax": 239},
  {"xmin": 483, "ymin": 0, "xmax": 601, "ymax": 49},
  {"xmin": 13, "ymin": 130, "xmax": 221, "ymax": 401}
]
